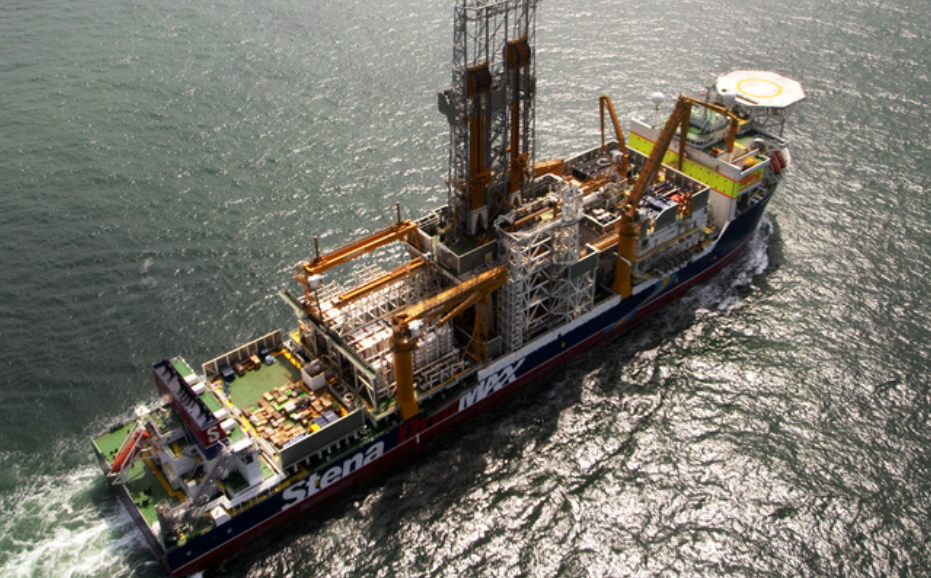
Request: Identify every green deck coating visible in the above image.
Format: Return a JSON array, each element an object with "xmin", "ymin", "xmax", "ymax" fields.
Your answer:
[
  {"xmin": 227, "ymin": 423, "xmax": 246, "ymax": 442},
  {"xmin": 259, "ymin": 455, "xmax": 276, "ymax": 479},
  {"xmin": 122, "ymin": 457, "xmax": 178, "ymax": 526},
  {"xmin": 93, "ymin": 418, "xmax": 182, "ymax": 527},
  {"xmin": 93, "ymin": 422, "xmax": 136, "ymax": 464},
  {"xmin": 172, "ymin": 358, "xmax": 194, "ymax": 378},
  {"xmin": 226, "ymin": 357, "xmax": 302, "ymax": 411},
  {"xmin": 198, "ymin": 390, "xmax": 222, "ymax": 413}
]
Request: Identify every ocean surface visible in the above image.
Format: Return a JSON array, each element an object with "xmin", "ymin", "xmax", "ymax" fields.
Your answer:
[{"xmin": 2, "ymin": 0, "xmax": 930, "ymax": 576}]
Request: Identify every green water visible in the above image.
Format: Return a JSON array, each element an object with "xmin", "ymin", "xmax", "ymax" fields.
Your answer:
[{"xmin": 2, "ymin": 0, "xmax": 931, "ymax": 576}]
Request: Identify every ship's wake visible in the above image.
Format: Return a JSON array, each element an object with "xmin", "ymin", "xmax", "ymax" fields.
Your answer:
[
  {"xmin": 684, "ymin": 213, "xmax": 774, "ymax": 316},
  {"xmin": 0, "ymin": 450, "xmax": 155, "ymax": 578}
]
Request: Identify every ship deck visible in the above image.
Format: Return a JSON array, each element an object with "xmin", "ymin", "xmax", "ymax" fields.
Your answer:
[
  {"xmin": 216, "ymin": 351, "xmax": 348, "ymax": 451},
  {"xmin": 92, "ymin": 349, "xmax": 345, "ymax": 531},
  {"xmin": 93, "ymin": 420, "xmax": 184, "ymax": 527},
  {"xmin": 222, "ymin": 353, "xmax": 302, "ymax": 412}
]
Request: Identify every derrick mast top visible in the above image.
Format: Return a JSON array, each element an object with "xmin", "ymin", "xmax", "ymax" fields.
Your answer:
[{"xmin": 438, "ymin": 0, "xmax": 539, "ymax": 243}]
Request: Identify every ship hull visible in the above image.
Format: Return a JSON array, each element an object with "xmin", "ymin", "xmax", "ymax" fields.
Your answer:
[{"xmin": 103, "ymin": 190, "xmax": 771, "ymax": 577}]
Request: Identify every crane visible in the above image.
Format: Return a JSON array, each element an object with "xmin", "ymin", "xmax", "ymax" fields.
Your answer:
[
  {"xmin": 611, "ymin": 95, "xmax": 742, "ymax": 298},
  {"xmin": 599, "ymin": 94, "xmax": 630, "ymax": 182},
  {"xmin": 293, "ymin": 204, "xmax": 419, "ymax": 305},
  {"xmin": 390, "ymin": 265, "xmax": 509, "ymax": 421}
]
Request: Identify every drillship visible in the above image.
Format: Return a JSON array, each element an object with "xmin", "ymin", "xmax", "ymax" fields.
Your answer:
[{"xmin": 92, "ymin": 0, "xmax": 803, "ymax": 575}]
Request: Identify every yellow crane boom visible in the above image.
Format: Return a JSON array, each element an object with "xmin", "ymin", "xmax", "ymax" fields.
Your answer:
[
  {"xmin": 391, "ymin": 265, "xmax": 509, "ymax": 421},
  {"xmin": 627, "ymin": 95, "xmax": 740, "ymax": 218},
  {"xmin": 599, "ymin": 94, "xmax": 630, "ymax": 181},
  {"xmin": 611, "ymin": 95, "xmax": 741, "ymax": 297},
  {"xmin": 293, "ymin": 219, "xmax": 419, "ymax": 300}
]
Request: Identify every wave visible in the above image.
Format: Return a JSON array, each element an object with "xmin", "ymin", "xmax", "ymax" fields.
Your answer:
[
  {"xmin": 682, "ymin": 213, "xmax": 773, "ymax": 315},
  {"xmin": 0, "ymin": 454, "xmax": 154, "ymax": 578}
]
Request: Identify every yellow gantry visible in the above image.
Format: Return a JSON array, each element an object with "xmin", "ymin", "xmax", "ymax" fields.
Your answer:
[
  {"xmin": 390, "ymin": 265, "xmax": 509, "ymax": 421},
  {"xmin": 334, "ymin": 257, "xmax": 429, "ymax": 306},
  {"xmin": 294, "ymin": 219, "xmax": 419, "ymax": 303}
]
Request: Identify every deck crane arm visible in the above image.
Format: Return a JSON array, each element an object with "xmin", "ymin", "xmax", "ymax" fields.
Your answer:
[
  {"xmin": 611, "ymin": 95, "xmax": 741, "ymax": 298},
  {"xmin": 293, "ymin": 218, "xmax": 420, "ymax": 301},
  {"xmin": 627, "ymin": 95, "xmax": 740, "ymax": 217},
  {"xmin": 332, "ymin": 257, "xmax": 429, "ymax": 306},
  {"xmin": 390, "ymin": 265, "xmax": 509, "ymax": 421},
  {"xmin": 599, "ymin": 95, "xmax": 630, "ymax": 181}
]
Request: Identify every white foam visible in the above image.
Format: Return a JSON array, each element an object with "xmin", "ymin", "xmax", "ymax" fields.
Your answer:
[
  {"xmin": 682, "ymin": 214, "xmax": 773, "ymax": 316},
  {"xmin": 0, "ymin": 464, "xmax": 147, "ymax": 578}
]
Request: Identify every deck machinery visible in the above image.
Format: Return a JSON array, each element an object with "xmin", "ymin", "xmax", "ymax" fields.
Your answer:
[{"xmin": 92, "ymin": 1, "xmax": 803, "ymax": 575}]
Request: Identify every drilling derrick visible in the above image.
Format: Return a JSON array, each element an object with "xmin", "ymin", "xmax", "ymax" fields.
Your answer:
[{"xmin": 438, "ymin": 0, "xmax": 538, "ymax": 242}]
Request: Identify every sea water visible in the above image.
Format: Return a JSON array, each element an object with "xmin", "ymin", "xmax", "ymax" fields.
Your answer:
[{"xmin": 2, "ymin": 0, "xmax": 930, "ymax": 576}]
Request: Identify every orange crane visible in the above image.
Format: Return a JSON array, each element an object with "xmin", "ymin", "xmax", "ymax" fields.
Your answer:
[
  {"xmin": 599, "ymin": 94, "xmax": 630, "ymax": 181},
  {"xmin": 332, "ymin": 257, "xmax": 430, "ymax": 306},
  {"xmin": 390, "ymin": 265, "xmax": 509, "ymax": 421},
  {"xmin": 293, "ymin": 213, "xmax": 419, "ymax": 304},
  {"xmin": 611, "ymin": 95, "xmax": 741, "ymax": 298}
]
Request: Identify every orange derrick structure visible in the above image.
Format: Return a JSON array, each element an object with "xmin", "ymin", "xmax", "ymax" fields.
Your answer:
[{"xmin": 506, "ymin": 37, "xmax": 532, "ymax": 197}]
